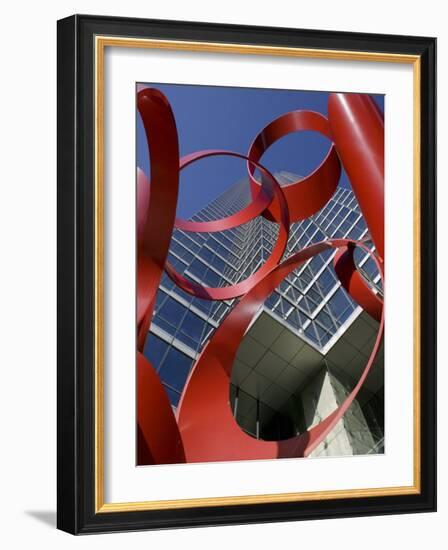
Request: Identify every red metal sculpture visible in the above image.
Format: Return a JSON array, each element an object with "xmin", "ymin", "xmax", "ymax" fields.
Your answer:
[
  {"xmin": 328, "ymin": 93, "xmax": 384, "ymax": 260},
  {"xmin": 136, "ymin": 87, "xmax": 384, "ymax": 465}
]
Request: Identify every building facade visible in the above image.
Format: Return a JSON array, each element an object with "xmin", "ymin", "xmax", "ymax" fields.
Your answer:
[{"xmin": 144, "ymin": 173, "xmax": 384, "ymax": 456}]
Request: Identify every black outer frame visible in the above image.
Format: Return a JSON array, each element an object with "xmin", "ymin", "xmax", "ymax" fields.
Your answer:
[{"xmin": 57, "ymin": 14, "xmax": 437, "ymax": 535}]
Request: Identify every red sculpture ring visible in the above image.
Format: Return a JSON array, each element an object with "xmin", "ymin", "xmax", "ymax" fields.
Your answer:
[
  {"xmin": 247, "ymin": 110, "xmax": 341, "ymax": 223},
  {"xmin": 174, "ymin": 150, "xmax": 275, "ymax": 233},
  {"xmin": 164, "ymin": 150, "xmax": 291, "ymax": 301},
  {"xmin": 136, "ymin": 88, "xmax": 179, "ymax": 351},
  {"xmin": 333, "ymin": 242, "xmax": 383, "ymax": 323}
]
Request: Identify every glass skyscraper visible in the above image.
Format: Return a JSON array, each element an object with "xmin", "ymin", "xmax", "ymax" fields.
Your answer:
[{"xmin": 144, "ymin": 173, "xmax": 383, "ymax": 454}]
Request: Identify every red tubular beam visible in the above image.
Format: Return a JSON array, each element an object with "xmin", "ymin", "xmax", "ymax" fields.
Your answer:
[
  {"xmin": 328, "ymin": 93, "xmax": 384, "ymax": 260},
  {"xmin": 136, "ymin": 88, "xmax": 185, "ymax": 463},
  {"xmin": 136, "ymin": 88, "xmax": 180, "ymax": 352},
  {"xmin": 247, "ymin": 110, "xmax": 341, "ymax": 223}
]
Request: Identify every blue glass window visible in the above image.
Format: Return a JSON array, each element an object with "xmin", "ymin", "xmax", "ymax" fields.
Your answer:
[
  {"xmin": 300, "ymin": 295, "xmax": 319, "ymax": 314},
  {"xmin": 339, "ymin": 303, "xmax": 354, "ymax": 324},
  {"xmin": 199, "ymin": 246, "xmax": 214, "ymax": 263},
  {"xmin": 179, "ymin": 311, "xmax": 206, "ymax": 343},
  {"xmin": 339, "ymin": 219, "xmax": 352, "ymax": 235},
  {"xmin": 287, "ymin": 308, "xmax": 308, "ymax": 331},
  {"xmin": 160, "ymin": 272, "xmax": 176, "ymax": 291},
  {"xmin": 346, "ymin": 212, "xmax": 359, "ymax": 225},
  {"xmin": 144, "ymin": 334, "xmax": 169, "ymax": 370},
  {"xmin": 202, "ymin": 269, "xmax": 221, "ymax": 287},
  {"xmin": 316, "ymin": 309, "xmax": 333, "ymax": 330},
  {"xmin": 304, "ymin": 323, "xmax": 319, "ymax": 345},
  {"xmin": 328, "ymin": 288, "xmax": 354, "ymax": 324},
  {"xmin": 153, "ymin": 289, "xmax": 168, "ymax": 314},
  {"xmin": 265, "ymin": 292, "xmax": 279, "ymax": 309},
  {"xmin": 189, "ymin": 258, "xmax": 208, "ymax": 279},
  {"xmin": 329, "ymin": 287, "xmax": 349, "ymax": 311},
  {"xmin": 189, "ymin": 296, "xmax": 213, "ymax": 316},
  {"xmin": 158, "ymin": 348, "xmax": 193, "ymax": 392},
  {"xmin": 317, "ymin": 269, "xmax": 337, "ymax": 295},
  {"xmin": 210, "ymin": 254, "xmax": 226, "ymax": 272},
  {"xmin": 158, "ymin": 297, "xmax": 187, "ymax": 329},
  {"xmin": 167, "ymin": 252, "xmax": 187, "ymax": 271}
]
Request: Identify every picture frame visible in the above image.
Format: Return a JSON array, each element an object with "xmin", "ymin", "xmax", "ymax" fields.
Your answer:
[{"xmin": 57, "ymin": 14, "xmax": 436, "ymax": 534}]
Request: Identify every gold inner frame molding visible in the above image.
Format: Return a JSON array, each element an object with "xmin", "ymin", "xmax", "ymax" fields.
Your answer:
[{"xmin": 94, "ymin": 35, "xmax": 421, "ymax": 513}]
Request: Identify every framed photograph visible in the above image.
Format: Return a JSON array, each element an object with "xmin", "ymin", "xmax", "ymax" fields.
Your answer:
[{"xmin": 57, "ymin": 14, "xmax": 436, "ymax": 534}]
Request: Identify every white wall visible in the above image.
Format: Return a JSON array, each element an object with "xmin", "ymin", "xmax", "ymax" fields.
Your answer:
[{"xmin": 0, "ymin": 1, "xmax": 444, "ymax": 548}]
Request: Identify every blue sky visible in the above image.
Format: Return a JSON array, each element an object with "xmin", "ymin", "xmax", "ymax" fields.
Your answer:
[{"xmin": 137, "ymin": 84, "xmax": 384, "ymax": 219}]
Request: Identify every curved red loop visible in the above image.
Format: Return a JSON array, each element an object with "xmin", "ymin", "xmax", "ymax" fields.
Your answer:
[
  {"xmin": 136, "ymin": 88, "xmax": 180, "ymax": 352},
  {"xmin": 164, "ymin": 151, "xmax": 290, "ymax": 301},
  {"xmin": 333, "ymin": 244, "xmax": 383, "ymax": 323},
  {"xmin": 176, "ymin": 240, "xmax": 383, "ymax": 462},
  {"xmin": 137, "ymin": 352, "xmax": 186, "ymax": 465},
  {"xmin": 247, "ymin": 110, "xmax": 341, "ymax": 223},
  {"xmin": 174, "ymin": 151, "xmax": 274, "ymax": 233}
]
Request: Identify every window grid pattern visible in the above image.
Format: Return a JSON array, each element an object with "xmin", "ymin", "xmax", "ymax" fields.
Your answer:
[{"xmin": 145, "ymin": 172, "xmax": 380, "ymax": 405}]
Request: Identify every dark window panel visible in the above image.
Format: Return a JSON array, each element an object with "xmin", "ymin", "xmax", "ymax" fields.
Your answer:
[
  {"xmin": 143, "ymin": 333, "xmax": 170, "ymax": 370},
  {"xmin": 179, "ymin": 310, "xmax": 206, "ymax": 343},
  {"xmin": 158, "ymin": 296, "xmax": 187, "ymax": 328},
  {"xmin": 158, "ymin": 347, "xmax": 193, "ymax": 392}
]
